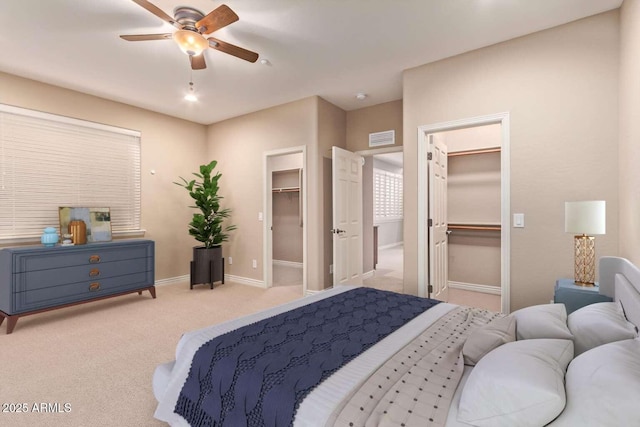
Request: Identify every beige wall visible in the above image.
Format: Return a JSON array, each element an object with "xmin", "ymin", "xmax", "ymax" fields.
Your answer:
[
  {"xmin": 206, "ymin": 97, "xmax": 316, "ymax": 284},
  {"xmin": 0, "ymin": 72, "xmax": 207, "ymax": 281},
  {"xmin": 346, "ymin": 100, "xmax": 403, "ymax": 152},
  {"xmin": 206, "ymin": 96, "xmax": 345, "ymax": 291},
  {"xmin": 448, "ymin": 152, "xmax": 501, "ymax": 224},
  {"xmin": 619, "ymin": 0, "xmax": 640, "ymax": 265},
  {"xmin": 403, "ymin": 11, "xmax": 620, "ymax": 310}
]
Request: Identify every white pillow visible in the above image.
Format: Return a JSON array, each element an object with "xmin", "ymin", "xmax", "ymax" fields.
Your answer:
[
  {"xmin": 549, "ymin": 338, "xmax": 640, "ymax": 427},
  {"xmin": 463, "ymin": 315, "xmax": 516, "ymax": 366},
  {"xmin": 513, "ymin": 303, "xmax": 573, "ymax": 340},
  {"xmin": 457, "ymin": 339, "xmax": 574, "ymax": 427},
  {"xmin": 567, "ymin": 301, "xmax": 638, "ymax": 355}
]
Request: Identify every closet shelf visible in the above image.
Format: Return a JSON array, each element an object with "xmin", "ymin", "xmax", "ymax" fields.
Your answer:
[
  {"xmin": 448, "ymin": 223, "xmax": 501, "ymax": 231},
  {"xmin": 272, "ymin": 187, "xmax": 300, "ymax": 193},
  {"xmin": 448, "ymin": 147, "xmax": 501, "ymax": 157}
]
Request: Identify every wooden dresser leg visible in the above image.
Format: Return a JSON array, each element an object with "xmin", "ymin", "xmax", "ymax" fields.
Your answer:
[
  {"xmin": 6, "ymin": 316, "xmax": 18, "ymax": 334},
  {"xmin": 148, "ymin": 286, "xmax": 157, "ymax": 299}
]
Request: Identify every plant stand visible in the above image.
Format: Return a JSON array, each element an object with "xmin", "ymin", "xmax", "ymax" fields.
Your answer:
[{"xmin": 190, "ymin": 246, "xmax": 225, "ymax": 289}]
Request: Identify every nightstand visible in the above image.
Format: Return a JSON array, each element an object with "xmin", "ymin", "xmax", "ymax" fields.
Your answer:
[{"xmin": 554, "ymin": 278, "xmax": 613, "ymax": 314}]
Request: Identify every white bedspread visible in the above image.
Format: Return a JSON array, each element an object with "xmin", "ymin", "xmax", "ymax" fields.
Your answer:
[{"xmin": 153, "ymin": 286, "xmax": 457, "ymax": 426}]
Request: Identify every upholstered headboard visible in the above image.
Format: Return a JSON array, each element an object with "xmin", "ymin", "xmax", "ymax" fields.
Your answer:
[{"xmin": 599, "ymin": 256, "xmax": 640, "ymax": 328}]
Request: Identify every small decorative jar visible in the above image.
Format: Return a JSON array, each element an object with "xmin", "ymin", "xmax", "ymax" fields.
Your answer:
[{"xmin": 41, "ymin": 227, "xmax": 59, "ymax": 247}]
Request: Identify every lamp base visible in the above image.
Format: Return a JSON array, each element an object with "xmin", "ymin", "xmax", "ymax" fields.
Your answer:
[
  {"xmin": 574, "ymin": 235, "xmax": 596, "ymax": 286},
  {"xmin": 573, "ymin": 280, "xmax": 596, "ymax": 287}
]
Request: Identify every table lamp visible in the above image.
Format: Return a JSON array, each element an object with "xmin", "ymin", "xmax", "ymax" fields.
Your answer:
[{"xmin": 565, "ymin": 201, "xmax": 606, "ymax": 286}]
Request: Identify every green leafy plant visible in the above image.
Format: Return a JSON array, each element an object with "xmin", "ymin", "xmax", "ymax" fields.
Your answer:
[{"xmin": 174, "ymin": 160, "xmax": 237, "ymax": 248}]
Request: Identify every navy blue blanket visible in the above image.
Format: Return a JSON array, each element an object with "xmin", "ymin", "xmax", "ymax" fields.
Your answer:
[{"xmin": 174, "ymin": 287, "xmax": 440, "ymax": 427}]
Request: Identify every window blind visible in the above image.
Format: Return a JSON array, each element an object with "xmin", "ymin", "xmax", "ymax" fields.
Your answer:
[
  {"xmin": 373, "ymin": 168, "xmax": 403, "ymax": 222},
  {"xmin": 0, "ymin": 104, "xmax": 141, "ymax": 241}
]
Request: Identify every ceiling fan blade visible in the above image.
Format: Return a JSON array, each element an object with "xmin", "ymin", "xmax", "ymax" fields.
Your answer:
[
  {"xmin": 208, "ymin": 37, "xmax": 259, "ymax": 63},
  {"xmin": 120, "ymin": 33, "xmax": 172, "ymax": 41},
  {"xmin": 131, "ymin": 0, "xmax": 181, "ymax": 29},
  {"xmin": 190, "ymin": 55, "xmax": 207, "ymax": 70},
  {"xmin": 196, "ymin": 4, "xmax": 239, "ymax": 34}
]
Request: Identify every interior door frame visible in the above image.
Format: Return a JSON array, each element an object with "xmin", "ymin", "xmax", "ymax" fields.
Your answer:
[
  {"xmin": 417, "ymin": 112, "xmax": 511, "ymax": 313},
  {"xmin": 263, "ymin": 146, "xmax": 308, "ymax": 294}
]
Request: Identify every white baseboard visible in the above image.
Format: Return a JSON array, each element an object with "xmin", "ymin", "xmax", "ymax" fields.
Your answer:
[
  {"xmin": 448, "ymin": 280, "xmax": 501, "ymax": 295},
  {"xmin": 154, "ymin": 274, "xmax": 189, "ymax": 286},
  {"xmin": 273, "ymin": 260, "xmax": 303, "ymax": 269},
  {"xmin": 155, "ymin": 274, "xmax": 273, "ymax": 289},
  {"xmin": 225, "ymin": 274, "xmax": 265, "ymax": 288},
  {"xmin": 363, "ymin": 270, "xmax": 375, "ymax": 279}
]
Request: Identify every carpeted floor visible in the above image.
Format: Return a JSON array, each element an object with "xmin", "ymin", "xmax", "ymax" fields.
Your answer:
[
  {"xmin": 0, "ymin": 280, "xmax": 303, "ymax": 427},
  {"xmin": 364, "ymin": 245, "xmax": 404, "ymax": 294}
]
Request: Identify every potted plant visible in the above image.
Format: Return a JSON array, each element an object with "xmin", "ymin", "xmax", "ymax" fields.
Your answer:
[{"xmin": 175, "ymin": 160, "xmax": 236, "ymax": 288}]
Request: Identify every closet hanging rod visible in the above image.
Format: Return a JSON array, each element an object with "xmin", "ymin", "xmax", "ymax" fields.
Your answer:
[
  {"xmin": 448, "ymin": 147, "xmax": 501, "ymax": 157},
  {"xmin": 448, "ymin": 224, "xmax": 501, "ymax": 231},
  {"xmin": 272, "ymin": 187, "xmax": 300, "ymax": 193}
]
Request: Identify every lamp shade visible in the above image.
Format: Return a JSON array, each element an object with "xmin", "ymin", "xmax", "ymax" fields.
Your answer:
[
  {"xmin": 565, "ymin": 201, "xmax": 606, "ymax": 235},
  {"xmin": 172, "ymin": 30, "xmax": 209, "ymax": 56}
]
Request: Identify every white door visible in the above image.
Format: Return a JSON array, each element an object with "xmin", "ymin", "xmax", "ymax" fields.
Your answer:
[
  {"xmin": 332, "ymin": 146, "xmax": 363, "ymax": 286},
  {"xmin": 428, "ymin": 135, "xmax": 448, "ymax": 300}
]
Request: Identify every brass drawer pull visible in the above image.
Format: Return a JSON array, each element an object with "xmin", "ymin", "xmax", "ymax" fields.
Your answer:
[
  {"xmin": 89, "ymin": 268, "xmax": 100, "ymax": 277},
  {"xmin": 89, "ymin": 282, "xmax": 101, "ymax": 291},
  {"xmin": 89, "ymin": 255, "xmax": 101, "ymax": 264}
]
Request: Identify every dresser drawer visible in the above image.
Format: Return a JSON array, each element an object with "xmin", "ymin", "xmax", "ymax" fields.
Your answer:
[
  {"xmin": 14, "ymin": 257, "xmax": 153, "ymax": 292},
  {"xmin": 13, "ymin": 271, "xmax": 153, "ymax": 313},
  {"xmin": 11, "ymin": 243, "xmax": 152, "ymax": 272}
]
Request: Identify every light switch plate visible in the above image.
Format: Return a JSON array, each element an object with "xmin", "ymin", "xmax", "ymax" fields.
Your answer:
[{"xmin": 513, "ymin": 213, "xmax": 525, "ymax": 228}]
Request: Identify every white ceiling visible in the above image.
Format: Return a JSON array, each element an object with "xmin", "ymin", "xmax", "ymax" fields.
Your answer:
[{"xmin": 0, "ymin": 0, "xmax": 622, "ymax": 125}]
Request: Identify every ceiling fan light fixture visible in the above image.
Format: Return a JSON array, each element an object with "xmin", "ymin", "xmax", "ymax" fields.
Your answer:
[{"xmin": 173, "ymin": 29, "xmax": 209, "ymax": 56}]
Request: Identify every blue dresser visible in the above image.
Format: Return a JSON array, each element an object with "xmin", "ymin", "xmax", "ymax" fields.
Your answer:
[
  {"xmin": 0, "ymin": 239, "xmax": 155, "ymax": 334},
  {"xmin": 554, "ymin": 278, "xmax": 612, "ymax": 314}
]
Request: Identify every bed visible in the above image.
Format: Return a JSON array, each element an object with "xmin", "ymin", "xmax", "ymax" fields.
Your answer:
[{"xmin": 153, "ymin": 256, "xmax": 640, "ymax": 426}]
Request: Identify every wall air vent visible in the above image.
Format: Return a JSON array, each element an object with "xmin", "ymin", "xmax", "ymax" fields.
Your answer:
[{"xmin": 369, "ymin": 130, "xmax": 395, "ymax": 147}]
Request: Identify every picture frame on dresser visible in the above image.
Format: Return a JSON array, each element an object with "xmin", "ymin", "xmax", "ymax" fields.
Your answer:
[{"xmin": 59, "ymin": 207, "xmax": 112, "ymax": 242}]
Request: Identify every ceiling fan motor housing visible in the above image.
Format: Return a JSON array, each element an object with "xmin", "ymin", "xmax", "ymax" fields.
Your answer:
[{"xmin": 174, "ymin": 6, "xmax": 205, "ymax": 32}]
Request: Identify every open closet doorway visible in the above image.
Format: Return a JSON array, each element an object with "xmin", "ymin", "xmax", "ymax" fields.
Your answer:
[
  {"xmin": 360, "ymin": 147, "xmax": 404, "ymax": 294},
  {"xmin": 418, "ymin": 113, "xmax": 510, "ymax": 314},
  {"xmin": 264, "ymin": 147, "xmax": 307, "ymax": 294}
]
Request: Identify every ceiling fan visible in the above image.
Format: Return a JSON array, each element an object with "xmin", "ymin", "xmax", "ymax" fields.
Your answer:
[{"xmin": 120, "ymin": 0, "xmax": 259, "ymax": 70}]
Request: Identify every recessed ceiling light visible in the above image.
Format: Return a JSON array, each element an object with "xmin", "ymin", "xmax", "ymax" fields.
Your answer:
[
  {"xmin": 260, "ymin": 58, "xmax": 271, "ymax": 66},
  {"xmin": 184, "ymin": 80, "xmax": 198, "ymax": 102},
  {"xmin": 356, "ymin": 93, "xmax": 367, "ymax": 100}
]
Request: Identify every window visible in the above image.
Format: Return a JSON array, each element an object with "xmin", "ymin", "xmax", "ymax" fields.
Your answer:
[
  {"xmin": 374, "ymin": 168, "xmax": 403, "ymax": 222},
  {"xmin": 0, "ymin": 104, "xmax": 142, "ymax": 242}
]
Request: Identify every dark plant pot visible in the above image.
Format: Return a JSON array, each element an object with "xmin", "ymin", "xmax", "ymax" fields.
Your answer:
[{"xmin": 191, "ymin": 246, "xmax": 224, "ymax": 289}]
